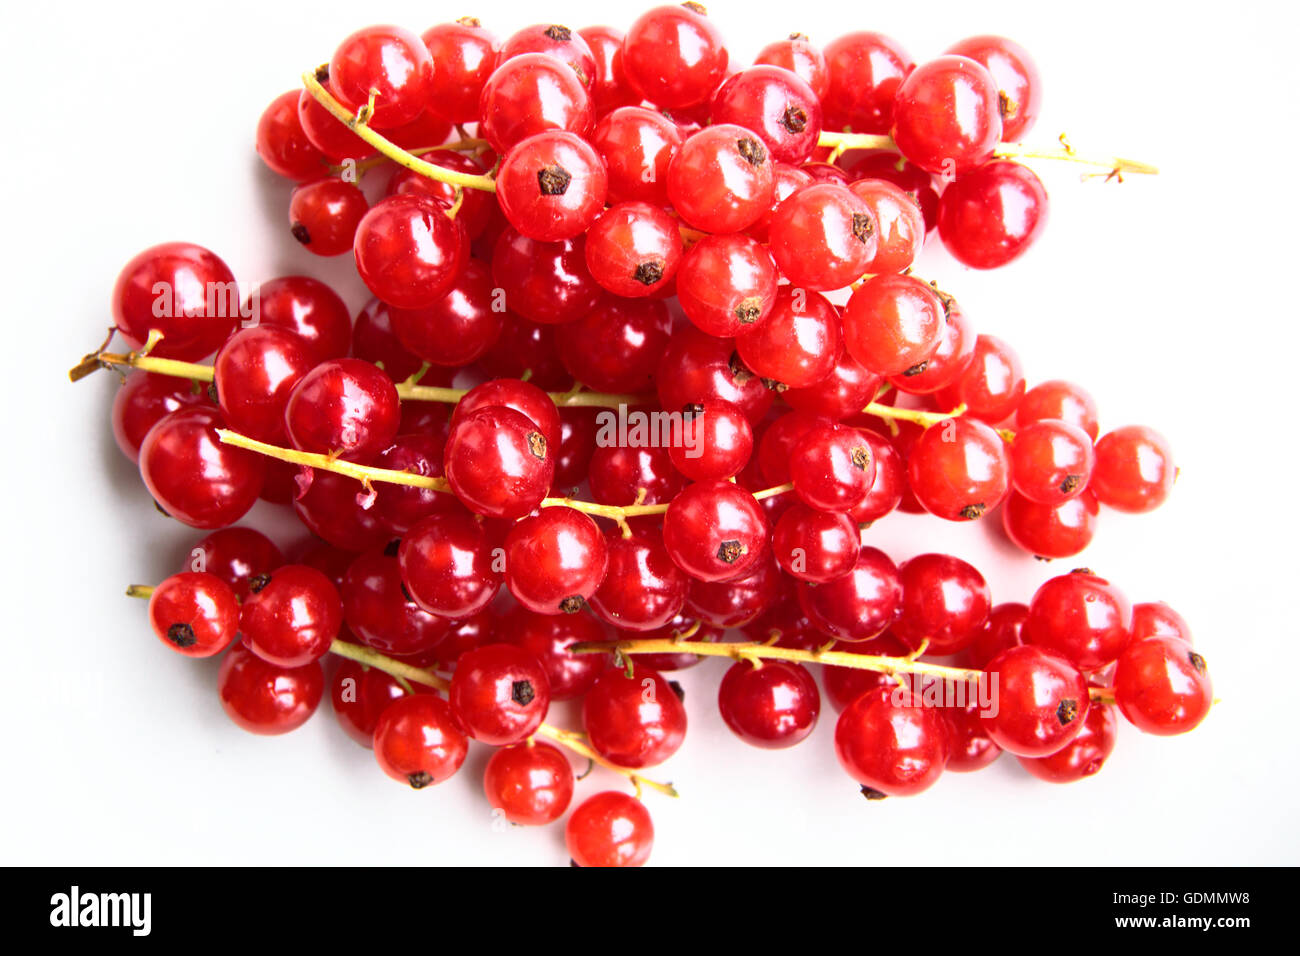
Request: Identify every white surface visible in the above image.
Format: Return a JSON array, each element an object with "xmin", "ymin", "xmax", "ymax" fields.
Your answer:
[{"xmin": 1, "ymin": 0, "xmax": 1296, "ymax": 866}]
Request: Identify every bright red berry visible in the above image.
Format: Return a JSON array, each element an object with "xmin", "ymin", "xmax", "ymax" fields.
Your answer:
[{"xmin": 373, "ymin": 694, "xmax": 469, "ymax": 787}]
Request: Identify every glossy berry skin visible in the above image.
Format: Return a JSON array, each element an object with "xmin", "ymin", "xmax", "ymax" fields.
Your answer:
[
  {"xmin": 371, "ymin": 435, "xmax": 455, "ymax": 534},
  {"xmin": 1113, "ymin": 637, "xmax": 1212, "ymax": 736},
  {"xmin": 329, "ymin": 25, "xmax": 433, "ymax": 129},
  {"xmin": 352, "ymin": 299, "xmax": 427, "ymax": 383},
  {"xmin": 848, "ymin": 178, "xmax": 926, "ymax": 275},
  {"xmin": 738, "ymin": 288, "xmax": 840, "ymax": 390},
  {"xmin": 1019, "ymin": 704, "xmax": 1116, "ymax": 782},
  {"xmin": 783, "ymin": 347, "xmax": 882, "ymax": 421},
  {"xmin": 288, "ymin": 179, "xmax": 367, "ymax": 257},
  {"xmin": 755, "ymin": 33, "xmax": 828, "ymax": 98},
  {"xmin": 354, "ymin": 194, "xmax": 467, "ymax": 310},
  {"xmin": 112, "ymin": 242, "xmax": 239, "ymax": 360},
  {"xmin": 797, "ymin": 545, "xmax": 902, "ymax": 642},
  {"xmin": 943, "ymin": 702, "xmax": 1003, "ymax": 773},
  {"xmin": 712, "ymin": 65, "xmax": 823, "ymax": 165},
  {"xmin": 399, "ymin": 511, "xmax": 502, "ymax": 619},
  {"xmin": 822, "ymin": 32, "xmax": 914, "ymax": 134},
  {"xmin": 491, "ymin": 227, "xmax": 601, "ymax": 325},
  {"xmin": 239, "ymin": 565, "xmax": 341, "ymax": 668},
  {"xmin": 843, "ymin": 274, "xmax": 945, "ymax": 377},
  {"xmin": 1017, "ymin": 380, "xmax": 1099, "ymax": 441},
  {"xmin": 450, "ymin": 644, "xmax": 551, "ymax": 745},
  {"xmin": 589, "ymin": 445, "xmax": 687, "ymax": 510},
  {"xmin": 373, "ymin": 694, "xmax": 469, "ymax": 787},
  {"xmin": 556, "ymin": 296, "xmax": 671, "ymax": 393},
  {"xmin": 850, "ymin": 431, "xmax": 906, "ymax": 523},
  {"xmin": 908, "ymin": 417, "xmax": 1010, "ymax": 521},
  {"xmin": 283, "ymin": 358, "xmax": 400, "ymax": 463},
  {"xmin": 887, "ymin": 304, "xmax": 975, "ymax": 395},
  {"xmin": 342, "ymin": 552, "xmax": 451, "ymax": 658},
  {"xmin": 893, "ymin": 554, "xmax": 991, "ymax": 655},
  {"xmin": 501, "ymin": 607, "xmax": 607, "ymax": 700},
  {"xmin": 1003, "ymin": 490, "xmax": 1098, "ymax": 559},
  {"xmin": 718, "ymin": 660, "xmax": 820, "ymax": 749},
  {"xmin": 148, "ymin": 572, "xmax": 239, "ymax": 658},
  {"xmin": 330, "ymin": 658, "xmax": 412, "ymax": 748},
  {"xmin": 588, "ymin": 532, "xmax": 689, "ymax": 631},
  {"xmin": 757, "ymin": 411, "xmax": 825, "ymax": 485},
  {"xmin": 657, "ymin": 325, "xmax": 775, "ymax": 424},
  {"xmin": 668, "ymin": 124, "xmax": 774, "ymax": 234},
  {"xmin": 769, "ymin": 183, "xmax": 878, "ymax": 291},
  {"xmin": 218, "ymin": 645, "xmax": 323, "ymax": 735},
  {"xmin": 582, "ymin": 665, "xmax": 687, "ymax": 768},
  {"xmin": 451, "ymin": 377, "xmax": 562, "ymax": 451},
  {"xmin": 444, "ymin": 406, "xmax": 554, "ymax": 518},
  {"xmin": 389, "ymin": 259, "xmax": 502, "ymax": 368},
  {"xmin": 479, "ymin": 53, "xmax": 594, "ymax": 154},
  {"xmin": 1010, "ymin": 419, "xmax": 1095, "ymax": 504},
  {"xmin": 1025, "ymin": 571, "xmax": 1131, "ymax": 671},
  {"xmin": 944, "ymin": 35, "xmax": 1042, "ymax": 142},
  {"xmin": 111, "ymin": 372, "xmax": 208, "ymax": 463},
  {"xmin": 580, "ymin": 25, "xmax": 638, "ymax": 113},
  {"xmin": 497, "ymin": 131, "xmax": 608, "ymax": 241},
  {"xmin": 184, "ymin": 526, "xmax": 283, "ymax": 601},
  {"xmin": 622, "ymin": 3, "xmax": 728, "ymax": 109},
  {"xmin": 668, "ymin": 400, "xmax": 753, "ymax": 482},
  {"xmin": 1091, "ymin": 426, "xmax": 1177, "ymax": 513},
  {"xmin": 821, "ymin": 634, "xmax": 908, "ymax": 710},
  {"xmin": 504, "ymin": 508, "xmax": 608, "ymax": 614},
  {"xmin": 484, "ymin": 741, "xmax": 574, "ymax": 826},
  {"xmin": 499, "ymin": 23, "xmax": 596, "ymax": 87},
  {"xmin": 256, "ymin": 89, "xmax": 328, "ymax": 180},
  {"xmin": 938, "ymin": 161, "xmax": 1048, "ymax": 269},
  {"xmin": 835, "ymin": 687, "xmax": 949, "ymax": 797},
  {"xmin": 892, "ymin": 55, "xmax": 1002, "ymax": 175},
  {"xmin": 388, "ymin": 150, "xmax": 495, "ymax": 240},
  {"xmin": 663, "ymin": 480, "xmax": 768, "ymax": 583},
  {"xmin": 590, "ymin": 106, "xmax": 682, "ymax": 205},
  {"xmin": 935, "ymin": 334, "xmax": 1025, "ymax": 423},
  {"xmin": 1131, "ymin": 602, "xmax": 1193, "ymax": 645},
  {"xmin": 676, "ymin": 234, "xmax": 779, "ymax": 338},
  {"xmin": 140, "ymin": 406, "xmax": 264, "ymax": 529},
  {"xmin": 566, "ymin": 791, "xmax": 654, "ymax": 867},
  {"xmin": 422, "ymin": 18, "xmax": 500, "ymax": 125},
  {"xmin": 213, "ymin": 326, "xmax": 311, "ymax": 442},
  {"xmin": 981, "ymin": 645, "xmax": 1090, "ymax": 757},
  {"xmin": 584, "ymin": 202, "xmax": 683, "ymax": 298},
  {"xmin": 251, "ymin": 276, "xmax": 352, "ymax": 364},
  {"xmin": 292, "ymin": 469, "xmax": 390, "ymax": 553},
  {"xmin": 965, "ymin": 602, "xmax": 1028, "ymax": 669},
  {"xmin": 790, "ymin": 423, "xmax": 876, "ymax": 513},
  {"xmin": 748, "ymin": 162, "xmax": 814, "ymax": 242},
  {"xmin": 297, "ymin": 88, "xmax": 371, "ymax": 163}
]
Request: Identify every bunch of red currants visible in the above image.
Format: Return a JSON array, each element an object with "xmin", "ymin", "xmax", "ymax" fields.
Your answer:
[{"xmin": 74, "ymin": 4, "xmax": 1200, "ymax": 867}]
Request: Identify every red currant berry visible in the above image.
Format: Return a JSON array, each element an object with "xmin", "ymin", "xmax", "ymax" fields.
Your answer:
[
  {"xmin": 1091, "ymin": 426, "xmax": 1176, "ymax": 513},
  {"xmin": 944, "ymin": 35, "xmax": 1042, "ymax": 142},
  {"xmin": 584, "ymin": 201, "xmax": 683, "ymax": 297},
  {"xmin": 1017, "ymin": 380, "xmax": 1100, "ymax": 441},
  {"xmin": 256, "ymin": 90, "xmax": 328, "ymax": 181},
  {"xmin": 500, "ymin": 606, "xmax": 608, "ymax": 700},
  {"xmin": 790, "ymin": 422, "xmax": 876, "ymax": 513},
  {"xmin": 479, "ymin": 52, "xmax": 594, "ymax": 153},
  {"xmin": 387, "ymin": 259, "xmax": 502, "ymax": 368},
  {"xmin": 622, "ymin": 3, "xmax": 728, "ymax": 109},
  {"xmin": 580, "ymin": 25, "xmax": 639, "ymax": 114},
  {"xmin": 293, "ymin": 469, "xmax": 390, "ymax": 552},
  {"xmin": 842, "ymin": 274, "xmax": 945, "ymax": 377},
  {"xmin": 938, "ymin": 160, "xmax": 1048, "ymax": 269},
  {"xmin": 849, "ymin": 430, "xmax": 906, "ymax": 523},
  {"xmin": 422, "ymin": 18, "xmax": 500, "ymax": 125},
  {"xmin": 148, "ymin": 571, "xmax": 239, "ymax": 658},
  {"xmin": 668, "ymin": 125, "xmax": 774, "ymax": 233},
  {"xmin": 935, "ymin": 334, "xmax": 1026, "ymax": 423},
  {"xmin": 747, "ymin": 162, "xmax": 814, "ymax": 242},
  {"xmin": 1130, "ymin": 602, "xmax": 1192, "ymax": 644},
  {"xmin": 388, "ymin": 150, "xmax": 495, "ymax": 240},
  {"xmin": 449, "ymin": 643, "xmax": 551, "ymax": 745},
  {"xmin": 184, "ymin": 526, "xmax": 283, "ymax": 602},
  {"xmin": 354, "ymin": 194, "xmax": 467, "ymax": 309},
  {"xmin": 283, "ymin": 358, "xmax": 400, "ymax": 462},
  {"xmin": 718, "ymin": 660, "xmax": 820, "ymax": 749},
  {"xmin": 297, "ymin": 87, "xmax": 371, "ymax": 162},
  {"xmin": 288, "ymin": 179, "xmax": 367, "ymax": 257},
  {"xmin": 589, "ymin": 444, "xmax": 687, "ymax": 511},
  {"xmin": 1113, "ymin": 637, "xmax": 1212, "ymax": 735},
  {"xmin": 656, "ymin": 325, "xmax": 775, "ymax": 423},
  {"xmin": 444, "ymin": 406, "xmax": 554, "ymax": 519},
  {"xmin": 373, "ymin": 694, "xmax": 469, "ymax": 787},
  {"xmin": 676, "ymin": 233, "xmax": 779, "ymax": 338},
  {"xmin": 685, "ymin": 553, "xmax": 783, "ymax": 628},
  {"xmin": 251, "ymin": 276, "xmax": 352, "ymax": 364},
  {"xmin": 943, "ymin": 701, "xmax": 1003, "ymax": 772},
  {"xmin": 663, "ymin": 480, "xmax": 768, "ymax": 582},
  {"xmin": 399, "ymin": 510, "xmax": 503, "ymax": 618},
  {"xmin": 736, "ymin": 286, "xmax": 841, "ymax": 389},
  {"xmin": 556, "ymin": 296, "xmax": 671, "ymax": 393},
  {"xmin": 1019, "ymin": 703, "xmax": 1116, "ymax": 782},
  {"xmin": 1024, "ymin": 570, "xmax": 1131, "ymax": 671},
  {"xmin": 892, "ymin": 55, "xmax": 1002, "ymax": 175},
  {"xmin": 491, "ymin": 227, "xmax": 601, "ymax": 325},
  {"xmin": 590, "ymin": 106, "xmax": 682, "ymax": 205},
  {"xmin": 552, "ymin": 407, "xmax": 599, "ymax": 493},
  {"xmin": 342, "ymin": 551, "xmax": 451, "ymax": 658},
  {"xmin": 1009, "ymin": 419, "xmax": 1095, "ymax": 504},
  {"xmin": 770, "ymin": 183, "xmax": 878, "ymax": 290},
  {"xmin": 844, "ymin": 151, "xmax": 940, "ymax": 231},
  {"xmin": 981, "ymin": 645, "xmax": 1089, "ymax": 757},
  {"xmin": 907, "ymin": 417, "xmax": 1010, "ymax": 521},
  {"xmin": 756, "ymin": 410, "xmax": 823, "ymax": 485},
  {"xmin": 329, "ymin": 25, "xmax": 433, "ymax": 129},
  {"xmin": 848, "ymin": 178, "xmax": 926, "ymax": 275},
  {"xmin": 755, "ymin": 33, "xmax": 828, "ymax": 99},
  {"xmin": 497, "ymin": 131, "xmax": 608, "ymax": 241},
  {"xmin": 499, "ymin": 23, "xmax": 596, "ymax": 88},
  {"xmin": 504, "ymin": 507, "xmax": 608, "ymax": 614},
  {"xmin": 218, "ymin": 645, "xmax": 323, "ymax": 735},
  {"xmin": 239, "ymin": 565, "xmax": 342, "ymax": 667},
  {"xmin": 484, "ymin": 741, "xmax": 575, "ymax": 825},
  {"xmin": 668, "ymin": 400, "xmax": 753, "ymax": 481},
  {"xmin": 330, "ymin": 658, "xmax": 412, "ymax": 748},
  {"xmin": 964, "ymin": 602, "xmax": 1027, "ymax": 668},
  {"xmin": 835, "ymin": 686, "xmax": 949, "ymax": 797},
  {"xmin": 711, "ymin": 65, "xmax": 823, "ymax": 164},
  {"xmin": 893, "ymin": 554, "xmax": 991, "ymax": 655},
  {"xmin": 822, "ymin": 633, "xmax": 909, "ymax": 710},
  {"xmin": 213, "ymin": 326, "xmax": 311, "ymax": 442},
  {"xmin": 783, "ymin": 347, "xmax": 882, "ymax": 421},
  {"xmin": 588, "ymin": 532, "xmax": 690, "ymax": 631},
  {"xmin": 112, "ymin": 242, "xmax": 239, "ymax": 360},
  {"xmin": 140, "ymin": 406, "xmax": 265, "ymax": 528},
  {"xmin": 453, "ymin": 378, "xmax": 562, "ymax": 451},
  {"xmin": 797, "ymin": 545, "xmax": 901, "ymax": 642},
  {"xmin": 566, "ymin": 791, "xmax": 654, "ymax": 867},
  {"xmin": 886, "ymin": 303, "xmax": 975, "ymax": 395},
  {"xmin": 822, "ymin": 32, "xmax": 913, "ymax": 134},
  {"xmin": 370, "ymin": 434, "xmax": 455, "ymax": 534},
  {"xmin": 582, "ymin": 664, "xmax": 687, "ymax": 767},
  {"xmin": 111, "ymin": 372, "xmax": 208, "ymax": 463}
]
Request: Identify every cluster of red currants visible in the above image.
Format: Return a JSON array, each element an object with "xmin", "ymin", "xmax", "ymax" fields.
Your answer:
[{"xmin": 76, "ymin": 4, "xmax": 1198, "ymax": 867}]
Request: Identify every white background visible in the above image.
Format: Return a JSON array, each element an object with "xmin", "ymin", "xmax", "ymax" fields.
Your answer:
[{"xmin": 1, "ymin": 0, "xmax": 1296, "ymax": 866}]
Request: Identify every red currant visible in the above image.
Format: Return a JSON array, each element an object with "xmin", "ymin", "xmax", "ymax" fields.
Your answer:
[
  {"xmin": 668, "ymin": 124, "xmax": 774, "ymax": 233},
  {"xmin": 184, "ymin": 526, "xmax": 283, "ymax": 601},
  {"xmin": 283, "ymin": 358, "xmax": 400, "ymax": 462},
  {"xmin": 484, "ymin": 741, "xmax": 574, "ymax": 825},
  {"xmin": 251, "ymin": 276, "xmax": 352, "ymax": 364},
  {"xmin": 148, "ymin": 571, "xmax": 239, "ymax": 658},
  {"xmin": 111, "ymin": 372, "xmax": 208, "ymax": 463},
  {"xmin": 354, "ymin": 194, "xmax": 467, "ymax": 309},
  {"xmin": 218, "ymin": 645, "xmax": 323, "ymax": 735},
  {"xmin": 140, "ymin": 406, "xmax": 265, "ymax": 528},
  {"xmin": 718, "ymin": 660, "xmax": 820, "ymax": 749},
  {"xmin": 491, "ymin": 227, "xmax": 601, "ymax": 325},
  {"xmin": 342, "ymin": 551, "xmax": 451, "ymax": 658},
  {"xmin": 422, "ymin": 18, "xmax": 500, "ymax": 125},
  {"xmin": 769, "ymin": 183, "xmax": 878, "ymax": 290},
  {"xmin": 497, "ymin": 131, "xmax": 608, "ymax": 241},
  {"xmin": 711, "ymin": 65, "xmax": 823, "ymax": 165},
  {"xmin": 938, "ymin": 160, "xmax": 1048, "ymax": 269},
  {"xmin": 588, "ymin": 532, "xmax": 690, "ymax": 631},
  {"xmin": 663, "ymin": 480, "xmax": 768, "ymax": 582},
  {"xmin": 790, "ymin": 422, "xmax": 875, "ymax": 513},
  {"xmin": 504, "ymin": 507, "xmax": 608, "ymax": 614},
  {"xmin": 1019, "ymin": 703, "xmax": 1117, "ymax": 783},
  {"xmin": 288, "ymin": 179, "xmax": 368, "ymax": 257},
  {"xmin": 622, "ymin": 3, "xmax": 728, "ymax": 109},
  {"xmin": 907, "ymin": 417, "xmax": 1010, "ymax": 520},
  {"xmin": 797, "ymin": 545, "xmax": 901, "ymax": 642},
  {"xmin": 240, "ymin": 565, "xmax": 342, "ymax": 667},
  {"xmin": 893, "ymin": 554, "xmax": 991, "ymax": 655},
  {"xmin": 584, "ymin": 201, "xmax": 683, "ymax": 297},
  {"xmin": 822, "ymin": 32, "xmax": 913, "ymax": 134},
  {"xmin": 1113, "ymin": 637, "xmax": 1212, "ymax": 735},
  {"xmin": 1091, "ymin": 425, "xmax": 1176, "ymax": 513},
  {"xmin": 329, "ymin": 25, "xmax": 433, "ymax": 129},
  {"xmin": 500, "ymin": 606, "xmax": 608, "ymax": 700},
  {"xmin": 981, "ymin": 645, "xmax": 1089, "ymax": 757},
  {"xmin": 842, "ymin": 274, "xmax": 945, "ymax": 377},
  {"xmin": 444, "ymin": 406, "xmax": 554, "ymax": 518},
  {"xmin": 582, "ymin": 664, "xmax": 687, "ymax": 767},
  {"xmin": 479, "ymin": 52, "xmax": 594, "ymax": 153},
  {"xmin": 835, "ymin": 686, "xmax": 949, "ymax": 797},
  {"xmin": 399, "ymin": 510, "xmax": 503, "ymax": 618},
  {"xmin": 112, "ymin": 242, "xmax": 239, "ymax": 360},
  {"xmin": 566, "ymin": 791, "xmax": 653, "ymax": 867},
  {"xmin": 1017, "ymin": 380, "xmax": 1100, "ymax": 441},
  {"xmin": 676, "ymin": 233, "xmax": 779, "ymax": 338},
  {"xmin": 891, "ymin": 55, "xmax": 1003, "ymax": 175},
  {"xmin": 389, "ymin": 259, "xmax": 503, "ymax": 367},
  {"xmin": 449, "ymin": 643, "xmax": 551, "ymax": 745},
  {"xmin": 373, "ymin": 694, "xmax": 469, "ymax": 787},
  {"xmin": 256, "ymin": 90, "xmax": 328, "ymax": 181},
  {"xmin": 944, "ymin": 35, "xmax": 1042, "ymax": 142}
]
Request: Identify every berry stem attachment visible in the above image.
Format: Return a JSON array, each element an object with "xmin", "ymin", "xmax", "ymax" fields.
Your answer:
[
  {"xmin": 125, "ymin": 584, "xmax": 155, "ymax": 599},
  {"xmin": 302, "ymin": 68, "xmax": 498, "ymax": 193},
  {"xmin": 216, "ymin": 429, "xmax": 451, "ymax": 492},
  {"xmin": 861, "ymin": 401, "xmax": 966, "ymax": 429},
  {"xmin": 68, "ymin": 334, "xmax": 215, "ymax": 384},
  {"xmin": 533, "ymin": 725, "xmax": 678, "ymax": 798}
]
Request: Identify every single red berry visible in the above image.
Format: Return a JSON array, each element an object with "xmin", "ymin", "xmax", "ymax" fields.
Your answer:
[
  {"xmin": 943, "ymin": 701, "xmax": 1003, "ymax": 773},
  {"xmin": 250, "ymin": 276, "xmax": 352, "ymax": 364},
  {"xmin": 148, "ymin": 571, "xmax": 239, "ymax": 658},
  {"xmin": 685, "ymin": 554, "xmax": 783, "ymax": 628},
  {"xmin": 964, "ymin": 602, "xmax": 1028, "ymax": 669},
  {"xmin": 422, "ymin": 18, "xmax": 501, "ymax": 125},
  {"xmin": 667, "ymin": 400, "xmax": 754, "ymax": 482},
  {"xmin": 451, "ymin": 377, "xmax": 562, "ymax": 452},
  {"xmin": 497, "ymin": 131, "xmax": 609, "ymax": 241},
  {"xmin": 1017, "ymin": 380, "xmax": 1100, "ymax": 441},
  {"xmin": 718, "ymin": 660, "xmax": 820, "ymax": 749},
  {"xmin": 555, "ymin": 295, "xmax": 672, "ymax": 393},
  {"xmin": 184, "ymin": 526, "xmax": 283, "ymax": 602},
  {"xmin": 755, "ymin": 32, "xmax": 829, "ymax": 99},
  {"xmin": 907, "ymin": 417, "xmax": 1010, "ymax": 521},
  {"xmin": 849, "ymin": 430, "xmax": 907, "ymax": 523},
  {"xmin": 389, "ymin": 259, "xmax": 504, "ymax": 368},
  {"xmin": 663, "ymin": 480, "xmax": 768, "ymax": 582},
  {"xmin": 822, "ymin": 31, "xmax": 913, "ymax": 134},
  {"xmin": 399, "ymin": 510, "xmax": 503, "ymax": 618},
  {"xmin": 297, "ymin": 87, "xmax": 371, "ymax": 162},
  {"xmin": 491, "ymin": 227, "xmax": 601, "ymax": 325},
  {"xmin": 370, "ymin": 434, "xmax": 455, "ymax": 535},
  {"xmin": 485, "ymin": 741, "xmax": 575, "ymax": 825},
  {"xmin": 354, "ymin": 194, "xmax": 467, "ymax": 309},
  {"xmin": 504, "ymin": 507, "xmax": 608, "ymax": 614},
  {"xmin": 590, "ymin": 106, "xmax": 682, "ymax": 205},
  {"xmin": 112, "ymin": 242, "xmax": 240, "ymax": 360},
  {"xmin": 622, "ymin": 3, "xmax": 728, "ymax": 109},
  {"xmin": 342, "ymin": 551, "xmax": 452, "ymax": 659},
  {"xmin": 589, "ymin": 445, "xmax": 687, "ymax": 511},
  {"xmin": 111, "ymin": 372, "xmax": 209, "ymax": 463},
  {"xmin": 934, "ymin": 333, "xmax": 1026, "ymax": 423},
  {"xmin": 711, "ymin": 65, "xmax": 823, "ymax": 165},
  {"xmin": 797, "ymin": 545, "xmax": 902, "ymax": 642},
  {"xmin": 1019, "ymin": 703, "xmax": 1117, "ymax": 782},
  {"xmin": 330, "ymin": 658, "xmax": 413, "ymax": 748},
  {"xmin": 848, "ymin": 178, "xmax": 926, "ymax": 275},
  {"xmin": 1010, "ymin": 419, "xmax": 1095, "ymax": 504},
  {"xmin": 771, "ymin": 504, "xmax": 858, "ymax": 584},
  {"xmin": 329, "ymin": 25, "xmax": 433, "ymax": 129},
  {"xmin": 938, "ymin": 160, "xmax": 1049, "ymax": 269},
  {"xmin": 373, "ymin": 694, "xmax": 469, "ymax": 787},
  {"xmin": 450, "ymin": 643, "xmax": 552, "ymax": 745},
  {"xmin": 842, "ymin": 274, "xmax": 945, "ymax": 377},
  {"xmin": 790, "ymin": 422, "xmax": 876, "ymax": 513},
  {"xmin": 770, "ymin": 183, "xmax": 879, "ymax": 290},
  {"xmin": 1091, "ymin": 425, "xmax": 1177, "ymax": 513},
  {"xmin": 582, "ymin": 665, "xmax": 687, "ymax": 767},
  {"xmin": 500, "ymin": 606, "xmax": 608, "ymax": 700},
  {"xmin": 981, "ymin": 645, "xmax": 1090, "ymax": 757},
  {"xmin": 140, "ymin": 406, "xmax": 265, "ymax": 529},
  {"xmin": 893, "ymin": 554, "xmax": 991, "ymax": 655},
  {"xmin": 588, "ymin": 532, "xmax": 690, "ymax": 632},
  {"xmin": 218, "ymin": 645, "xmax": 324, "ymax": 735},
  {"xmin": 668, "ymin": 124, "xmax": 774, "ymax": 233},
  {"xmin": 736, "ymin": 286, "xmax": 841, "ymax": 391},
  {"xmin": 1002, "ymin": 490, "xmax": 1098, "ymax": 559},
  {"xmin": 1130, "ymin": 602, "xmax": 1193, "ymax": 645},
  {"xmin": 388, "ymin": 149, "xmax": 495, "ymax": 239},
  {"xmin": 1113, "ymin": 637, "xmax": 1212, "ymax": 736},
  {"xmin": 887, "ymin": 303, "xmax": 975, "ymax": 395},
  {"xmin": 656, "ymin": 325, "xmax": 775, "ymax": 423},
  {"xmin": 288, "ymin": 179, "xmax": 368, "ymax": 257},
  {"xmin": 891, "ymin": 55, "xmax": 1003, "ymax": 175},
  {"xmin": 584, "ymin": 201, "xmax": 683, "ymax": 298},
  {"xmin": 239, "ymin": 565, "xmax": 342, "ymax": 667},
  {"xmin": 944, "ymin": 35, "xmax": 1042, "ymax": 142},
  {"xmin": 256, "ymin": 89, "xmax": 328, "ymax": 180},
  {"xmin": 566, "ymin": 791, "xmax": 654, "ymax": 867},
  {"xmin": 214, "ymin": 326, "xmax": 312, "ymax": 442},
  {"xmin": 676, "ymin": 233, "xmax": 779, "ymax": 338},
  {"xmin": 499, "ymin": 23, "xmax": 596, "ymax": 88},
  {"xmin": 580, "ymin": 25, "xmax": 639, "ymax": 114},
  {"xmin": 783, "ymin": 347, "xmax": 882, "ymax": 421},
  {"xmin": 835, "ymin": 686, "xmax": 949, "ymax": 797},
  {"xmin": 479, "ymin": 52, "xmax": 594, "ymax": 154},
  {"xmin": 747, "ymin": 162, "xmax": 814, "ymax": 242},
  {"xmin": 283, "ymin": 358, "xmax": 400, "ymax": 463},
  {"xmin": 444, "ymin": 406, "xmax": 555, "ymax": 518}
]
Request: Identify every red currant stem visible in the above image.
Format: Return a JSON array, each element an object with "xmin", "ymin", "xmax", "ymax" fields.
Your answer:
[
  {"xmin": 533, "ymin": 725, "xmax": 678, "ymax": 798},
  {"xmin": 397, "ymin": 380, "xmax": 642, "ymax": 408},
  {"xmin": 125, "ymin": 584, "xmax": 155, "ymax": 599},
  {"xmin": 861, "ymin": 401, "xmax": 966, "ymax": 428},
  {"xmin": 751, "ymin": 481, "xmax": 794, "ymax": 500},
  {"xmin": 339, "ymin": 138, "xmax": 491, "ymax": 178},
  {"xmin": 302, "ymin": 68, "xmax": 498, "ymax": 193},
  {"xmin": 215, "ymin": 429, "xmax": 451, "ymax": 492},
  {"xmin": 815, "ymin": 130, "xmax": 1158, "ymax": 177},
  {"xmin": 1091, "ymin": 687, "xmax": 1117, "ymax": 706},
  {"xmin": 68, "ymin": 330, "xmax": 208, "ymax": 384}
]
